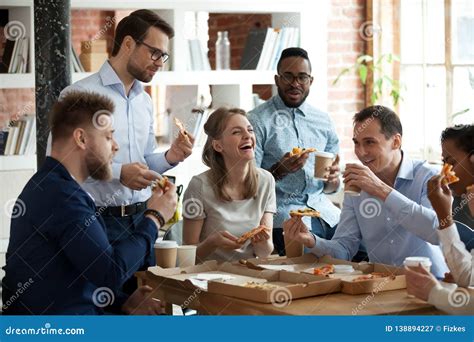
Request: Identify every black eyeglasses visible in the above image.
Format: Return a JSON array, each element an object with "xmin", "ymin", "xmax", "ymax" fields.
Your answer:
[
  {"xmin": 136, "ymin": 40, "xmax": 170, "ymax": 63},
  {"xmin": 278, "ymin": 73, "xmax": 312, "ymax": 85}
]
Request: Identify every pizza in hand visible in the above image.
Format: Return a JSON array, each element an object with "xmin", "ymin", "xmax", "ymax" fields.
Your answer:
[
  {"xmin": 289, "ymin": 208, "xmax": 321, "ymax": 218},
  {"xmin": 289, "ymin": 147, "xmax": 317, "ymax": 157},
  {"xmin": 237, "ymin": 225, "xmax": 268, "ymax": 244},
  {"xmin": 440, "ymin": 163, "xmax": 459, "ymax": 185},
  {"xmin": 151, "ymin": 176, "xmax": 169, "ymax": 191},
  {"xmin": 174, "ymin": 117, "xmax": 191, "ymax": 143}
]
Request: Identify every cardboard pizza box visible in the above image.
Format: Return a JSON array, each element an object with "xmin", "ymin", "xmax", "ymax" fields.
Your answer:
[
  {"xmin": 147, "ymin": 260, "xmax": 341, "ymax": 303},
  {"xmin": 243, "ymin": 254, "xmax": 406, "ymax": 295}
]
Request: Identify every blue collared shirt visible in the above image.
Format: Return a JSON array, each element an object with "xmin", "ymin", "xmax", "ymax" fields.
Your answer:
[
  {"xmin": 2, "ymin": 157, "xmax": 157, "ymax": 314},
  {"xmin": 57, "ymin": 61, "xmax": 173, "ymax": 206},
  {"xmin": 307, "ymin": 153, "xmax": 448, "ymax": 278},
  {"xmin": 248, "ymin": 95, "xmax": 341, "ymax": 228}
]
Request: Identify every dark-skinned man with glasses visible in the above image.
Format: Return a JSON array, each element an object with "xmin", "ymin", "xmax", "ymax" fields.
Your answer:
[
  {"xmin": 46, "ymin": 10, "xmax": 194, "ymax": 297},
  {"xmin": 249, "ymin": 48, "xmax": 341, "ymax": 256}
]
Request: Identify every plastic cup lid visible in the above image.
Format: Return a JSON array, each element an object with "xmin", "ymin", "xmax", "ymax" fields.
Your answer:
[
  {"xmin": 178, "ymin": 245, "xmax": 197, "ymax": 250},
  {"xmin": 403, "ymin": 256, "xmax": 432, "ymax": 266},
  {"xmin": 154, "ymin": 240, "xmax": 178, "ymax": 249},
  {"xmin": 314, "ymin": 151, "xmax": 334, "ymax": 158}
]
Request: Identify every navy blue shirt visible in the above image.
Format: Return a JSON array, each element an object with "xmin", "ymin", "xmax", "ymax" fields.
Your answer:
[{"xmin": 2, "ymin": 157, "xmax": 157, "ymax": 314}]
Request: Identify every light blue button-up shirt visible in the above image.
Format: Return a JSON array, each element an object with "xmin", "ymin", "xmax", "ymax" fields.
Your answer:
[
  {"xmin": 58, "ymin": 61, "xmax": 173, "ymax": 206},
  {"xmin": 307, "ymin": 153, "xmax": 448, "ymax": 278},
  {"xmin": 248, "ymin": 95, "xmax": 341, "ymax": 228}
]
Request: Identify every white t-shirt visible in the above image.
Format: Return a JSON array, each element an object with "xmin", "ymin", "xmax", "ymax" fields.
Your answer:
[{"xmin": 183, "ymin": 167, "xmax": 276, "ymax": 262}]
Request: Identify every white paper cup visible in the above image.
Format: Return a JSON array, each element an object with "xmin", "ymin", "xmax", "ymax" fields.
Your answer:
[
  {"xmin": 404, "ymin": 256, "xmax": 432, "ymax": 298},
  {"xmin": 314, "ymin": 151, "xmax": 334, "ymax": 180},
  {"xmin": 177, "ymin": 245, "xmax": 197, "ymax": 267},
  {"xmin": 154, "ymin": 240, "xmax": 178, "ymax": 268}
]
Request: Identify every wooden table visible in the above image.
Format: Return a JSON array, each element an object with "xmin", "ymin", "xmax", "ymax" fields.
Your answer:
[{"xmin": 136, "ymin": 271, "xmax": 441, "ymax": 315}]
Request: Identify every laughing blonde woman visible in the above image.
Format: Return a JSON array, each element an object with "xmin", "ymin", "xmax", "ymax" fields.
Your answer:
[{"xmin": 182, "ymin": 107, "xmax": 276, "ymax": 262}]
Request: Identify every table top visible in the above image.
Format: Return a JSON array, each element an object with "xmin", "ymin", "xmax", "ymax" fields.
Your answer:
[{"xmin": 136, "ymin": 272, "xmax": 441, "ymax": 315}]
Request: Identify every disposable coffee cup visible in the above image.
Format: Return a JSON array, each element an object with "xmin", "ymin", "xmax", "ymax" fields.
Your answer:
[
  {"xmin": 314, "ymin": 151, "xmax": 334, "ymax": 180},
  {"xmin": 344, "ymin": 183, "xmax": 361, "ymax": 196},
  {"xmin": 404, "ymin": 256, "xmax": 432, "ymax": 298},
  {"xmin": 177, "ymin": 245, "xmax": 197, "ymax": 267},
  {"xmin": 154, "ymin": 240, "xmax": 178, "ymax": 268},
  {"xmin": 284, "ymin": 234, "xmax": 304, "ymax": 258}
]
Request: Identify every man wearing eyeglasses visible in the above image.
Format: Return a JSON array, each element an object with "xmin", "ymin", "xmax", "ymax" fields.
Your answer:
[
  {"xmin": 248, "ymin": 47, "xmax": 341, "ymax": 256},
  {"xmin": 46, "ymin": 10, "xmax": 193, "ymax": 295}
]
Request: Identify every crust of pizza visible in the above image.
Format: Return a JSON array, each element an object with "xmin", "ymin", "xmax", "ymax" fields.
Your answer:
[
  {"xmin": 289, "ymin": 208, "xmax": 321, "ymax": 218},
  {"xmin": 352, "ymin": 272, "xmax": 391, "ymax": 282},
  {"xmin": 313, "ymin": 264, "xmax": 335, "ymax": 276},
  {"xmin": 289, "ymin": 147, "xmax": 317, "ymax": 157},
  {"xmin": 237, "ymin": 225, "xmax": 267, "ymax": 244},
  {"xmin": 441, "ymin": 163, "xmax": 460, "ymax": 185},
  {"xmin": 174, "ymin": 117, "xmax": 191, "ymax": 143}
]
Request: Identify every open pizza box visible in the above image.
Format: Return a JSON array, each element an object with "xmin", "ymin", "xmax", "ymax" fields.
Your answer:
[
  {"xmin": 147, "ymin": 260, "xmax": 341, "ymax": 303},
  {"xmin": 241, "ymin": 254, "xmax": 406, "ymax": 295}
]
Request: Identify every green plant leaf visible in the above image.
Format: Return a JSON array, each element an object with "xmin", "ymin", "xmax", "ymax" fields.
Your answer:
[
  {"xmin": 356, "ymin": 55, "xmax": 373, "ymax": 64},
  {"xmin": 359, "ymin": 65, "xmax": 368, "ymax": 84},
  {"xmin": 332, "ymin": 68, "xmax": 351, "ymax": 85}
]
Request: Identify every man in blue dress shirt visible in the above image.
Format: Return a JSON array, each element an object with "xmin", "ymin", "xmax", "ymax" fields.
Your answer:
[
  {"xmin": 2, "ymin": 91, "xmax": 177, "ymax": 314},
  {"xmin": 283, "ymin": 106, "xmax": 448, "ymax": 277},
  {"xmin": 46, "ymin": 11, "xmax": 193, "ymax": 291},
  {"xmin": 248, "ymin": 48, "xmax": 341, "ymax": 255}
]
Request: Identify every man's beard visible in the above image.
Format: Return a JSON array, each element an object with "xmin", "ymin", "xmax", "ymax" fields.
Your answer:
[
  {"xmin": 85, "ymin": 154, "xmax": 112, "ymax": 181},
  {"xmin": 127, "ymin": 61, "xmax": 152, "ymax": 83},
  {"xmin": 277, "ymin": 87, "xmax": 309, "ymax": 108}
]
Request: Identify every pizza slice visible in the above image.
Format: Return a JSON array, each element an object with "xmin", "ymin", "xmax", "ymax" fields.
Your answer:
[
  {"xmin": 174, "ymin": 117, "xmax": 191, "ymax": 143},
  {"xmin": 151, "ymin": 176, "xmax": 169, "ymax": 191},
  {"xmin": 313, "ymin": 264, "xmax": 335, "ymax": 276},
  {"xmin": 237, "ymin": 225, "xmax": 268, "ymax": 244},
  {"xmin": 289, "ymin": 147, "xmax": 317, "ymax": 157},
  {"xmin": 466, "ymin": 184, "xmax": 474, "ymax": 192},
  {"xmin": 440, "ymin": 163, "xmax": 460, "ymax": 185},
  {"xmin": 289, "ymin": 208, "xmax": 321, "ymax": 218}
]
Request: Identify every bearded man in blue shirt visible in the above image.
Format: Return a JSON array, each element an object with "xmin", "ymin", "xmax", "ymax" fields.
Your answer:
[{"xmin": 3, "ymin": 91, "xmax": 177, "ymax": 314}]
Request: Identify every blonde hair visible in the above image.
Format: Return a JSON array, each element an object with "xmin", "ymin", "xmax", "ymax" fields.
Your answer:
[{"xmin": 202, "ymin": 107, "xmax": 259, "ymax": 202}]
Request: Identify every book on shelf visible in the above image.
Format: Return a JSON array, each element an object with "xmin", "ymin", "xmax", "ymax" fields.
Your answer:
[
  {"xmin": 187, "ymin": 39, "xmax": 211, "ymax": 71},
  {"xmin": 241, "ymin": 27, "xmax": 300, "ymax": 71},
  {"xmin": 1, "ymin": 116, "xmax": 36, "ymax": 156},
  {"xmin": 1, "ymin": 37, "xmax": 29, "ymax": 74}
]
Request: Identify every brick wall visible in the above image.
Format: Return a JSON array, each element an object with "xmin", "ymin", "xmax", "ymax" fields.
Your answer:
[
  {"xmin": 71, "ymin": 9, "xmax": 115, "ymax": 56},
  {"xmin": 327, "ymin": 0, "xmax": 367, "ymax": 161}
]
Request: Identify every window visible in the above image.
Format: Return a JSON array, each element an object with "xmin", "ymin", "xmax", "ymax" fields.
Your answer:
[{"xmin": 399, "ymin": 0, "xmax": 474, "ymax": 159}]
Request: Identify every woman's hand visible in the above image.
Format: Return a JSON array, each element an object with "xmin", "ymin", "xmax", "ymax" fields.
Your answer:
[
  {"xmin": 206, "ymin": 231, "xmax": 242, "ymax": 250},
  {"xmin": 427, "ymin": 175, "xmax": 453, "ymax": 228},
  {"xmin": 250, "ymin": 226, "xmax": 271, "ymax": 245},
  {"xmin": 404, "ymin": 265, "xmax": 438, "ymax": 301}
]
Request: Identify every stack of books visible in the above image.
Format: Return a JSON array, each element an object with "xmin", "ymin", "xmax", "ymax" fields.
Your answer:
[
  {"xmin": 0, "ymin": 116, "xmax": 36, "ymax": 156},
  {"xmin": 0, "ymin": 37, "xmax": 29, "ymax": 73},
  {"xmin": 79, "ymin": 40, "xmax": 108, "ymax": 72},
  {"xmin": 240, "ymin": 27, "xmax": 300, "ymax": 71}
]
